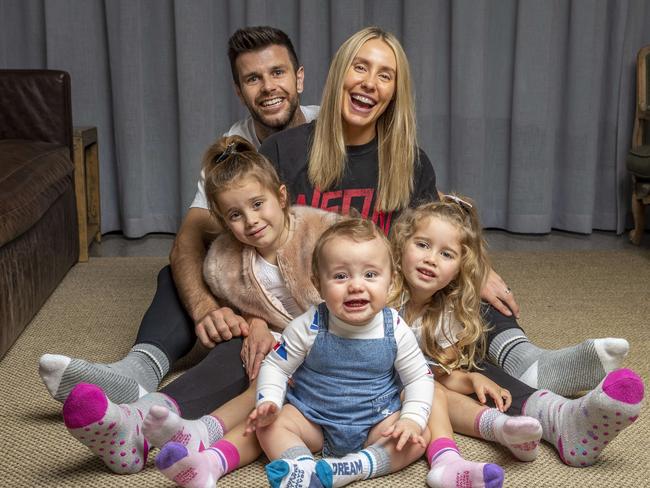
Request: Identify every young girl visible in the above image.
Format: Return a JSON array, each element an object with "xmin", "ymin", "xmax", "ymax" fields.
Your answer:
[
  {"xmin": 388, "ymin": 197, "xmax": 644, "ymax": 486},
  {"xmin": 59, "ymin": 135, "xmax": 341, "ymax": 481},
  {"xmin": 246, "ymin": 218, "xmax": 434, "ymax": 488}
]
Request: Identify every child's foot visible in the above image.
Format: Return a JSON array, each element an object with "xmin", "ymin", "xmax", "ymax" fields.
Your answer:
[
  {"xmin": 478, "ymin": 409, "xmax": 542, "ymax": 462},
  {"xmin": 62, "ymin": 383, "xmax": 177, "ymax": 474},
  {"xmin": 156, "ymin": 442, "xmax": 226, "ymax": 488},
  {"xmin": 425, "ymin": 438, "xmax": 503, "ymax": 488},
  {"xmin": 266, "ymin": 458, "xmax": 324, "ymax": 488},
  {"xmin": 497, "ymin": 416, "xmax": 542, "ymax": 462},
  {"xmin": 39, "ymin": 345, "xmax": 167, "ymax": 403},
  {"xmin": 524, "ymin": 368, "xmax": 644, "ymax": 467},
  {"xmin": 143, "ymin": 405, "xmax": 223, "ymax": 452}
]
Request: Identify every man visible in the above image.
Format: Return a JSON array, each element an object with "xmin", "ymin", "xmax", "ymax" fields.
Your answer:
[{"xmin": 39, "ymin": 26, "xmax": 319, "ymax": 415}]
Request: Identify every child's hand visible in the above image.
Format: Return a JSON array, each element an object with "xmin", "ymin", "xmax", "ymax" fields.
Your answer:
[
  {"xmin": 382, "ymin": 418, "xmax": 426, "ymax": 451},
  {"xmin": 245, "ymin": 402, "xmax": 278, "ymax": 435},
  {"xmin": 470, "ymin": 372, "xmax": 512, "ymax": 412}
]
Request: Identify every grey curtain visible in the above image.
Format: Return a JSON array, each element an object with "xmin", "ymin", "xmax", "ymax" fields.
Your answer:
[{"xmin": 2, "ymin": 0, "xmax": 649, "ymax": 236}]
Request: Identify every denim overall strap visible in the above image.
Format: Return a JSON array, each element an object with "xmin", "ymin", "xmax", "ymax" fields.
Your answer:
[
  {"xmin": 317, "ymin": 301, "xmax": 330, "ymax": 332},
  {"xmin": 382, "ymin": 307, "xmax": 395, "ymax": 337}
]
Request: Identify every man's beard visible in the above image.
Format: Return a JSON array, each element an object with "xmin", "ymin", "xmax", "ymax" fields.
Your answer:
[{"xmin": 248, "ymin": 94, "xmax": 300, "ymax": 132}]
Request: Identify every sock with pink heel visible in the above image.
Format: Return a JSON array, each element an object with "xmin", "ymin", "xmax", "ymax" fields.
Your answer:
[
  {"xmin": 62, "ymin": 382, "xmax": 179, "ymax": 474},
  {"xmin": 156, "ymin": 439, "xmax": 240, "ymax": 488},
  {"xmin": 523, "ymin": 368, "xmax": 644, "ymax": 467},
  {"xmin": 425, "ymin": 438, "xmax": 504, "ymax": 488}
]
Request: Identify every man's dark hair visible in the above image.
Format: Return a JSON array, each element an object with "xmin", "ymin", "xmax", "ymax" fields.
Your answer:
[{"xmin": 227, "ymin": 26, "xmax": 300, "ymax": 85}]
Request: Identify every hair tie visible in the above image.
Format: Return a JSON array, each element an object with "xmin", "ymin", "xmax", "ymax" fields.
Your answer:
[
  {"xmin": 442, "ymin": 194, "xmax": 473, "ymax": 211},
  {"xmin": 215, "ymin": 142, "xmax": 237, "ymax": 164}
]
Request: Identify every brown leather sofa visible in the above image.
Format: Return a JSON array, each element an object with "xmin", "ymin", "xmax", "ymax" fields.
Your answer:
[{"xmin": 0, "ymin": 70, "xmax": 79, "ymax": 359}]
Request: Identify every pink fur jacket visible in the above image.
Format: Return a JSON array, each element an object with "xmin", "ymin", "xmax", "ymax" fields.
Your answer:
[{"xmin": 203, "ymin": 206, "xmax": 339, "ymax": 332}]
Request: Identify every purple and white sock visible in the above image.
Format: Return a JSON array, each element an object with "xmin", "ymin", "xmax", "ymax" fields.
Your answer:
[
  {"xmin": 425, "ymin": 438, "xmax": 504, "ymax": 488},
  {"xmin": 156, "ymin": 439, "xmax": 240, "ymax": 488},
  {"xmin": 523, "ymin": 368, "xmax": 644, "ymax": 467},
  {"xmin": 62, "ymin": 382, "xmax": 179, "ymax": 474}
]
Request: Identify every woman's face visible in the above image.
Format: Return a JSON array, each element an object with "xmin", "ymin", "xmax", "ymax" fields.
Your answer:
[{"xmin": 341, "ymin": 38, "xmax": 397, "ymax": 145}]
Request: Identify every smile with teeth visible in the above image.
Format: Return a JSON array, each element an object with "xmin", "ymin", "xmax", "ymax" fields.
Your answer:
[
  {"xmin": 417, "ymin": 267, "xmax": 436, "ymax": 278},
  {"xmin": 260, "ymin": 97, "xmax": 284, "ymax": 108},
  {"xmin": 344, "ymin": 299, "xmax": 369, "ymax": 309},
  {"xmin": 350, "ymin": 93, "xmax": 376, "ymax": 109}
]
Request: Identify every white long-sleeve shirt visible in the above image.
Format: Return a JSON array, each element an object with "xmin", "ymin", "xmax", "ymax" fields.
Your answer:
[{"xmin": 256, "ymin": 305, "xmax": 434, "ymax": 430}]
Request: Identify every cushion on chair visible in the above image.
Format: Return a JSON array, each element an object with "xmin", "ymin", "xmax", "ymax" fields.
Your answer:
[
  {"xmin": 627, "ymin": 145, "xmax": 650, "ymax": 178},
  {"xmin": 0, "ymin": 139, "xmax": 74, "ymax": 247}
]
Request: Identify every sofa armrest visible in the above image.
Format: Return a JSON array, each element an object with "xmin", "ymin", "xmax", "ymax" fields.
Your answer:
[{"xmin": 0, "ymin": 70, "xmax": 73, "ymax": 159}]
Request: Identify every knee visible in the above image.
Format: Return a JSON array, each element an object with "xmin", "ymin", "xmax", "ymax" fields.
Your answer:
[{"xmin": 157, "ymin": 265, "xmax": 173, "ymax": 284}]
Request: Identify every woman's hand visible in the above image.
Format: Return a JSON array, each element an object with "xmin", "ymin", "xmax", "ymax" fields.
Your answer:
[
  {"xmin": 241, "ymin": 317, "xmax": 275, "ymax": 380},
  {"xmin": 470, "ymin": 372, "xmax": 511, "ymax": 412},
  {"xmin": 195, "ymin": 307, "xmax": 250, "ymax": 348},
  {"xmin": 481, "ymin": 268, "xmax": 520, "ymax": 318},
  {"xmin": 382, "ymin": 418, "xmax": 427, "ymax": 451},
  {"xmin": 245, "ymin": 402, "xmax": 279, "ymax": 435}
]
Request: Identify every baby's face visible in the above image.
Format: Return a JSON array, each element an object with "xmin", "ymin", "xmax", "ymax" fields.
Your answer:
[{"xmin": 317, "ymin": 235, "xmax": 392, "ymax": 326}]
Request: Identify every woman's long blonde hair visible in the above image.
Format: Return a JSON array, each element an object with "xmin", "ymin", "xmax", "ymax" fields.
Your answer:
[
  {"xmin": 389, "ymin": 197, "xmax": 491, "ymax": 371},
  {"xmin": 308, "ymin": 26, "xmax": 417, "ymax": 212}
]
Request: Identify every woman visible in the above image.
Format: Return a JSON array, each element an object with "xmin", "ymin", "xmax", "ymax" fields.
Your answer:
[{"xmin": 259, "ymin": 27, "xmax": 438, "ymax": 234}]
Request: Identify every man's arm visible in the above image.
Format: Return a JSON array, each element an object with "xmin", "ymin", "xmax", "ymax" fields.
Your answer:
[{"xmin": 170, "ymin": 207, "xmax": 248, "ymax": 347}]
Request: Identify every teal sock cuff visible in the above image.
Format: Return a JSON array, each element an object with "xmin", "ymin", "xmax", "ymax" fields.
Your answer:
[{"xmin": 365, "ymin": 445, "xmax": 391, "ymax": 478}]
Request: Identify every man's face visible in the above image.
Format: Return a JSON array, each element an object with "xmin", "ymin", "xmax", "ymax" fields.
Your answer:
[{"xmin": 234, "ymin": 45, "xmax": 304, "ymax": 139}]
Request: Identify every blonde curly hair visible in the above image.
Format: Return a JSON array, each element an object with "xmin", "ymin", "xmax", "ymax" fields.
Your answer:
[{"xmin": 389, "ymin": 196, "xmax": 490, "ymax": 371}]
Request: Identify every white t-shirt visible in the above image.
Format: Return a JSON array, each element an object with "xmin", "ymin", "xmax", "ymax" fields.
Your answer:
[
  {"xmin": 190, "ymin": 105, "xmax": 320, "ymax": 209},
  {"xmin": 410, "ymin": 306, "xmax": 464, "ymax": 352},
  {"xmin": 254, "ymin": 253, "xmax": 302, "ymax": 319}
]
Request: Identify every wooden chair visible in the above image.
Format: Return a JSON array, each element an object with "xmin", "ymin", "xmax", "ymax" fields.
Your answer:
[{"xmin": 627, "ymin": 45, "xmax": 650, "ymax": 245}]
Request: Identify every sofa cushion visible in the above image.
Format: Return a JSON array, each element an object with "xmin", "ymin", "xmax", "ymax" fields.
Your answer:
[{"xmin": 0, "ymin": 139, "xmax": 74, "ymax": 246}]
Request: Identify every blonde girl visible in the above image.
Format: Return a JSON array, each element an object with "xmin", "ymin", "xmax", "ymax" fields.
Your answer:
[{"xmin": 390, "ymin": 197, "xmax": 644, "ymax": 487}]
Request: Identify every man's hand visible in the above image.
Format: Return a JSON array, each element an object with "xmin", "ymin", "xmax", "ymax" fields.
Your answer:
[
  {"xmin": 245, "ymin": 402, "xmax": 279, "ymax": 435},
  {"xmin": 382, "ymin": 418, "xmax": 426, "ymax": 451},
  {"xmin": 241, "ymin": 318, "xmax": 276, "ymax": 380},
  {"xmin": 481, "ymin": 268, "xmax": 520, "ymax": 318},
  {"xmin": 195, "ymin": 307, "xmax": 250, "ymax": 348},
  {"xmin": 469, "ymin": 372, "xmax": 512, "ymax": 412}
]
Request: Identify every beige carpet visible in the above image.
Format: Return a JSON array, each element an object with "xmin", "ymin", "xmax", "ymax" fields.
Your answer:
[{"xmin": 0, "ymin": 249, "xmax": 648, "ymax": 487}]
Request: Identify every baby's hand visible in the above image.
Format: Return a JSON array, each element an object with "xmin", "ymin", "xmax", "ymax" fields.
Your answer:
[
  {"xmin": 245, "ymin": 402, "xmax": 278, "ymax": 435},
  {"xmin": 382, "ymin": 418, "xmax": 426, "ymax": 451}
]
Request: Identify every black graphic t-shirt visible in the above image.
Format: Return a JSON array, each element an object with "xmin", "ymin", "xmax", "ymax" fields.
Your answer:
[{"xmin": 259, "ymin": 121, "xmax": 438, "ymax": 234}]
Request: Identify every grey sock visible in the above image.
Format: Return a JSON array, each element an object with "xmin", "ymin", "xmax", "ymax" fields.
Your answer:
[
  {"xmin": 365, "ymin": 444, "xmax": 391, "ymax": 478},
  {"xmin": 111, "ymin": 343, "xmax": 170, "ymax": 391},
  {"xmin": 39, "ymin": 343, "xmax": 170, "ymax": 404},
  {"xmin": 488, "ymin": 329, "xmax": 629, "ymax": 396},
  {"xmin": 280, "ymin": 446, "xmax": 313, "ymax": 460},
  {"xmin": 488, "ymin": 328, "xmax": 540, "ymax": 377}
]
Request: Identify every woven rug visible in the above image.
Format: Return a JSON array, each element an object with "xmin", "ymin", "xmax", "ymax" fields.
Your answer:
[{"xmin": 0, "ymin": 249, "xmax": 648, "ymax": 487}]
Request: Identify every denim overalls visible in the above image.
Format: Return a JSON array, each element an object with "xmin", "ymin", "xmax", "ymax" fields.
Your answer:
[{"xmin": 286, "ymin": 302, "xmax": 402, "ymax": 456}]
